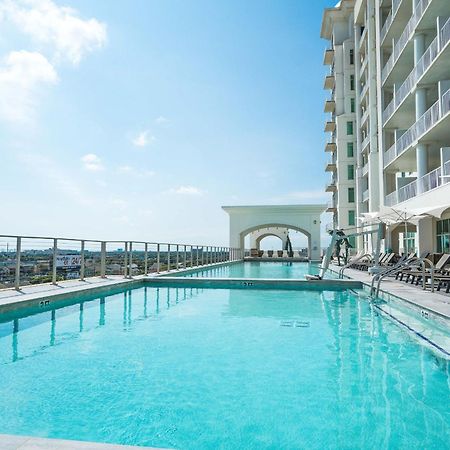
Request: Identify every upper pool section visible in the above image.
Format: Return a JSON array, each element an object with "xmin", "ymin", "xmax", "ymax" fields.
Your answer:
[{"xmin": 170, "ymin": 261, "xmax": 335, "ymax": 279}]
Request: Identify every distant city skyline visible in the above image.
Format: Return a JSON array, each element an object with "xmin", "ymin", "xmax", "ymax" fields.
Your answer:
[{"xmin": 0, "ymin": 0, "xmax": 332, "ymax": 246}]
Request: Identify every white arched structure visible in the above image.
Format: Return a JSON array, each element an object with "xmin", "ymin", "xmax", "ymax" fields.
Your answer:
[
  {"xmin": 249, "ymin": 228, "xmax": 288, "ymax": 250},
  {"xmin": 222, "ymin": 204, "xmax": 326, "ymax": 261}
]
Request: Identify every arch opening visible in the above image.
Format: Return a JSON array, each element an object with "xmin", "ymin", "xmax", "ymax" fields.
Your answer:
[{"xmin": 242, "ymin": 223, "xmax": 311, "ymax": 259}]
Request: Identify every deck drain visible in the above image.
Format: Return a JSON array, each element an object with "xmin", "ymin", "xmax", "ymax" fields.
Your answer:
[{"xmin": 280, "ymin": 320, "xmax": 310, "ymax": 328}]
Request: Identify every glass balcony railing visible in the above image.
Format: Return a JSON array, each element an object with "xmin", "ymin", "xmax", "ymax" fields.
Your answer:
[
  {"xmin": 385, "ymin": 161, "xmax": 450, "ymax": 206},
  {"xmin": 380, "ymin": 0, "xmax": 402, "ymax": 43},
  {"xmin": 384, "ymin": 88, "xmax": 450, "ymax": 168},
  {"xmin": 382, "ymin": 16, "xmax": 450, "ymax": 124},
  {"xmin": 381, "ymin": 0, "xmax": 431, "ymax": 83}
]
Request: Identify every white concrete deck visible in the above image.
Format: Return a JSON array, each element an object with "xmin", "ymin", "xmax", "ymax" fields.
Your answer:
[
  {"xmin": 0, "ymin": 434, "xmax": 167, "ymax": 450},
  {"xmin": 333, "ymin": 264, "xmax": 450, "ymax": 320}
]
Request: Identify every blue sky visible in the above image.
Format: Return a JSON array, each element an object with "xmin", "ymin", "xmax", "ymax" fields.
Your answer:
[{"xmin": 0, "ymin": 0, "xmax": 332, "ymax": 246}]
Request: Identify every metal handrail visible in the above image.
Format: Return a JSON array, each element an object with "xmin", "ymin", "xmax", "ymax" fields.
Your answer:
[
  {"xmin": 0, "ymin": 233, "xmax": 244, "ymax": 291},
  {"xmin": 370, "ymin": 257, "xmax": 434, "ymax": 297},
  {"xmin": 339, "ymin": 253, "xmax": 373, "ymax": 279}
]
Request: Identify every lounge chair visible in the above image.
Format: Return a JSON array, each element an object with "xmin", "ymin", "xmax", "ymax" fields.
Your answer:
[
  {"xmin": 272, "ymin": 251, "xmax": 279, "ymax": 258},
  {"xmin": 405, "ymin": 254, "xmax": 450, "ymax": 285}
]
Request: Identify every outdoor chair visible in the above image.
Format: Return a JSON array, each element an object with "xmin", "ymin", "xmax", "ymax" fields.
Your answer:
[{"xmin": 405, "ymin": 254, "xmax": 450, "ymax": 285}]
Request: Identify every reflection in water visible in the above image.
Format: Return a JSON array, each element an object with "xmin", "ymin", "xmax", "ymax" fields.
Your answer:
[{"xmin": 3, "ymin": 286, "xmax": 205, "ymax": 364}]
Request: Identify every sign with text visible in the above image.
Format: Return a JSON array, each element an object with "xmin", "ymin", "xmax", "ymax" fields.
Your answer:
[{"xmin": 56, "ymin": 255, "xmax": 82, "ymax": 269}]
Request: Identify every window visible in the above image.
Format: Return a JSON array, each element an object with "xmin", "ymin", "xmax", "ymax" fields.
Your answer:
[
  {"xmin": 350, "ymin": 75, "xmax": 355, "ymax": 91},
  {"xmin": 350, "ymin": 98, "xmax": 355, "ymax": 113},
  {"xmin": 347, "ymin": 142, "xmax": 354, "ymax": 157},
  {"xmin": 348, "ymin": 187, "xmax": 355, "ymax": 203},
  {"xmin": 437, "ymin": 219, "xmax": 450, "ymax": 253},
  {"xmin": 401, "ymin": 232, "xmax": 416, "ymax": 254},
  {"xmin": 350, "ymin": 49, "xmax": 354, "ymax": 65},
  {"xmin": 347, "ymin": 164, "xmax": 354, "ymax": 180},
  {"xmin": 348, "ymin": 210, "xmax": 356, "ymax": 226},
  {"xmin": 346, "ymin": 121, "xmax": 353, "ymax": 135}
]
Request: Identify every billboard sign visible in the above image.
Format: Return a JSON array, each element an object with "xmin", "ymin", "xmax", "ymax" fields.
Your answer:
[{"xmin": 56, "ymin": 255, "xmax": 82, "ymax": 269}]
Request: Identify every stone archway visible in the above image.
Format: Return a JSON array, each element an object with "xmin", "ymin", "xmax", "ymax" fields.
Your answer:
[{"xmin": 222, "ymin": 204, "xmax": 325, "ymax": 261}]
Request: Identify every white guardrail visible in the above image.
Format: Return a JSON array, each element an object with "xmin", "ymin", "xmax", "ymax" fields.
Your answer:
[
  {"xmin": 381, "ymin": 0, "xmax": 431, "ymax": 83},
  {"xmin": 0, "ymin": 235, "xmax": 244, "ymax": 291},
  {"xmin": 383, "ymin": 16, "xmax": 450, "ymax": 124},
  {"xmin": 385, "ymin": 160, "xmax": 450, "ymax": 206},
  {"xmin": 384, "ymin": 88, "xmax": 450, "ymax": 168}
]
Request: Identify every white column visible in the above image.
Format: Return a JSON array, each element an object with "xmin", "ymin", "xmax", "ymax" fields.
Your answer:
[
  {"xmin": 414, "ymin": 33, "xmax": 428, "ymax": 184},
  {"xmin": 417, "ymin": 217, "xmax": 434, "ymax": 255}
]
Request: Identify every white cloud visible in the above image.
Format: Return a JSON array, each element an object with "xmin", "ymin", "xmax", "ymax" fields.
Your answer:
[
  {"xmin": 0, "ymin": 0, "xmax": 107, "ymax": 65},
  {"xmin": 155, "ymin": 115, "xmax": 168, "ymax": 125},
  {"xmin": 81, "ymin": 153, "xmax": 103, "ymax": 171},
  {"xmin": 132, "ymin": 130, "xmax": 155, "ymax": 147},
  {"xmin": 169, "ymin": 185, "xmax": 204, "ymax": 196},
  {"xmin": 0, "ymin": 50, "xmax": 58, "ymax": 122},
  {"xmin": 117, "ymin": 165, "xmax": 155, "ymax": 177}
]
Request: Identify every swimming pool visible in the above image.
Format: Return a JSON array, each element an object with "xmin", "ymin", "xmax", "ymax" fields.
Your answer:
[
  {"xmin": 171, "ymin": 261, "xmax": 336, "ymax": 279},
  {"xmin": 0, "ymin": 284, "xmax": 449, "ymax": 449}
]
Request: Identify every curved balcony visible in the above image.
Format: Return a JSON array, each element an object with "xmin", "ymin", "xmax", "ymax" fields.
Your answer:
[
  {"xmin": 325, "ymin": 142, "xmax": 337, "ymax": 153},
  {"xmin": 324, "ymin": 99, "xmax": 336, "ymax": 113},
  {"xmin": 324, "ymin": 120, "xmax": 336, "ymax": 133}
]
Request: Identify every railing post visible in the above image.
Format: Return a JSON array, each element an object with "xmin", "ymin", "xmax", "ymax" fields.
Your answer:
[
  {"xmin": 144, "ymin": 243, "xmax": 148, "ymax": 275},
  {"xmin": 190, "ymin": 245, "xmax": 193, "ymax": 267},
  {"xmin": 52, "ymin": 238, "xmax": 58, "ymax": 285},
  {"xmin": 123, "ymin": 242, "xmax": 128, "ymax": 278},
  {"xmin": 196, "ymin": 247, "xmax": 199, "ymax": 266},
  {"xmin": 176, "ymin": 244, "xmax": 179, "ymax": 270},
  {"xmin": 80, "ymin": 240, "xmax": 85, "ymax": 281},
  {"xmin": 201, "ymin": 246, "xmax": 204, "ymax": 265},
  {"xmin": 167, "ymin": 244, "xmax": 171, "ymax": 272},
  {"xmin": 183, "ymin": 245, "xmax": 187, "ymax": 269},
  {"xmin": 156, "ymin": 243, "xmax": 160, "ymax": 273},
  {"xmin": 15, "ymin": 237, "xmax": 21, "ymax": 291},
  {"xmin": 100, "ymin": 241, "xmax": 106, "ymax": 278},
  {"xmin": 129, "ymin": 242, "xmax": 133, "ymax": 278}
]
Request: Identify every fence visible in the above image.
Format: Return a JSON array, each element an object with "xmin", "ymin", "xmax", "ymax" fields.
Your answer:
[{"xmin": 0, "ymin": 235, "xmax": 244, "ymax": 291}]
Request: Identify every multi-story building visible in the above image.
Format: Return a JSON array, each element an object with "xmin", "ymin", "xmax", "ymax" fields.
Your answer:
[
  {"xmin": 322, "ymin": 0, "xmax": 358, "ymax": 247},
  {"xmin": 322, "ymin": 0, "xmax": 450, "ymax": 256}
]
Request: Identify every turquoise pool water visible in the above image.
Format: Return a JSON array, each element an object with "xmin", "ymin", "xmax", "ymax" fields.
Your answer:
[
  {"xmin": 173, "ymin": 261, "xmax": 336, "ymax": 279},
  {"xmin": 0, "ymin": 285, "xmax": 449, "ymax": 449}
]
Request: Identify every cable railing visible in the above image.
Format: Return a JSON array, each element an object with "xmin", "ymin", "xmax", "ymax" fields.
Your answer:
[
  {"xmin": 381, "ymin": 0, "xmax": 431, "ymax": 83},
  {"xmin": 0, "ymin": 234, "xmax": 243, "ymax": 291}
]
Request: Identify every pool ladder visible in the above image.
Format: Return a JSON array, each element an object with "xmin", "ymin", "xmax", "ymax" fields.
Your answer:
[{"xmin": 369, "ymin": 257, "xmax": 435, "ymax": 298}]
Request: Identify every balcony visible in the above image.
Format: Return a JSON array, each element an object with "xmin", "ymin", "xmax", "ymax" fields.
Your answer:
[
  {"xmin": 362, "ymin": 189, "xmax": 370, "ymax": 202},
  {"xmin": 323, "ymin": 48, "xmax": 334, "ymax": 65},
  {"xmin": 361, "ymin": 134, "xmax": 370, "ymax": 152},
  {"xmin": 383, "ymin": 88, "xmax": 450, "ymax": 169},
  {"xmin": 325, "ymin": 180, "xmax": 337, "ymax": 192},
  {"xmin": 362, "ymin": 163, "xmax": 369, "ymax": 177},
  {"xmin": 380, "ymin": 0, "xmax": 402, "ymax": 43},
  {"xmin": 324, "ymin": 120, "xmax": 336, "ymax": 133},
  {"xmin": 325, "ymin": 161, "xmax": 337, "ymax": 172},
  {"xmin": 325, "ymin": 142, "xmax": 337, "ymax": 153},
  {"xmin": 326, "ymin": 201, "xmax": 337, "ymax": 213},
  {"xmin": 324, "ymin": 99, "xmax": 335, "ymax": 113},
  {"xmin": 383, "ymin": 16, "xmax": 450, "ymax": 125},
  {"xmin": 381, "ymin": 0, "xmax": 431, "ymax": 84},
  {"xmin": 324, "ymin": 74, "xmax": 335, "ymax": 90},
  {"xmin": 384, "ymin": 160, "xmax": 450, "ymax": 206}
]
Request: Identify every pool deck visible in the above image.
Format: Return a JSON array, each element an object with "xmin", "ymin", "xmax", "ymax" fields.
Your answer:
[
  {"xmin": 0, "ymin": 434, "xmax": 168, "ymax": 450},
  {"xmin": 332, "ymin": 264, "xmax": 450, "ymax": 320}
]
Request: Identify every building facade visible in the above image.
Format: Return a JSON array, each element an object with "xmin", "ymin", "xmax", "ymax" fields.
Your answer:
[{"xmin": 322, "ymin": 0, "xmax": 450, "ymax": 256}]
